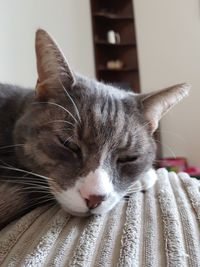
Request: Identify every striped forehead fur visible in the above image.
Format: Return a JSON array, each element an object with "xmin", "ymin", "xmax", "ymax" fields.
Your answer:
[{"xmin": 67, "ymin": 75, "xmax": 143, "ymax": 154}]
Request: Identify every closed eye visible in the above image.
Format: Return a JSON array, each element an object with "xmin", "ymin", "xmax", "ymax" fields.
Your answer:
[
  {"xmin": 117, "ymin": 155, "xmax": 138, "ymax": 164},
  {"xmin": 58, "ymin": 136, "xmax": 81, "ymax": 155}
]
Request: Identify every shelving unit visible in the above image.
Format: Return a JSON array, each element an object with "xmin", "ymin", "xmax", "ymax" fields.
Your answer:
[{"xmin": 90, "ymin": 0, "xmax": 140, "ymax": 92}]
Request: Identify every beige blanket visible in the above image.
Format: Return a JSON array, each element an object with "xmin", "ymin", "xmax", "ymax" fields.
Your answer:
[{"xmin": 0, "ymin": 168, "xmax": 200, "ymax": 267}]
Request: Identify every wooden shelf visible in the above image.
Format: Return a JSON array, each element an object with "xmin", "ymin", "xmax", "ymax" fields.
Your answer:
[
  {"xmin": 93, "ymin": 12, "xmax": 133, "ymax": 20},
  {"xmin": 95, "ymin": 40, "xmax": 136, "ymax": 47},
  {"xmin": 90, "ymin": 0, "xmax": 140, "ymax": 92},
  {"xmin": 98, "ymin": 67, "xmax": 138, "ymax": 72}
]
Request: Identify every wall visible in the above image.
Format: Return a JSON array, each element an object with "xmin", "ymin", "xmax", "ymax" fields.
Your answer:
[
  {"xmin": 0, "ymin": 0, "xmax": 95, "ymax": 87},
  {"xmin": 133, "ymin": 0, "xmax": 200, "ymax": 166}
]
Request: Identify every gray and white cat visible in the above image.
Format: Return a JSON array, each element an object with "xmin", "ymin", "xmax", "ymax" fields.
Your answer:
[{"xmin": 0, "ymin": 29, "xmax": 190, "ymax": 229}]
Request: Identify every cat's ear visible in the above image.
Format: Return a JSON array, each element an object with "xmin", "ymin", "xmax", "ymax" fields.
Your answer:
[
  {"xmin": 35, "ymin": 29, "xmax": 75, "ymax": 98},
  {"xmin": 138, "ymin": 83, "xmax": 191, "ymax": 133}
]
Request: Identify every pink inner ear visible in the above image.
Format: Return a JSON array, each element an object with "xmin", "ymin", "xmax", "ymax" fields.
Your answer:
[{"xmin": 147, "ymin": 119, "xmax": 159, "ymax": 134}]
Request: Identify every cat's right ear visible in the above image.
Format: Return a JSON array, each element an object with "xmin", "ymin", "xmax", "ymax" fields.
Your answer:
[
  {"xmin": 137, "ymin": 83, "xmax": 191, "ymax": 133},
  {"xmin": 35, "ymin": 29, "xmax": 75, "ymax": 99}
]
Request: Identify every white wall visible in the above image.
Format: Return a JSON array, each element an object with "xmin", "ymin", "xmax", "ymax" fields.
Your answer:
[
  {"xmin": 0, "ymin": 0, "xmax": 95, "ymax": 87},
  {"xmin": 134, "ymin": 0, "xmax": 200, "ymax": 166}
]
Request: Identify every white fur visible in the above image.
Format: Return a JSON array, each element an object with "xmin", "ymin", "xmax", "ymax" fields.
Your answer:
[
  {"xmin": 55, "ymin": 183, "xmax": 88, "ymax": 215},
  {"xmin": 55, "ymin": 167, "xmax": 115, "ymax": 215},
  {"xmin": 55, "ymin": 168, "xmax": 157, "ymax": 216},
  {"xmin": 129, "ymin": 169, "xmax": 158, "ymax": 192},
  {"xmin": 140, "ymin": 168, "xmax": 158, "ymax": 190},
  {"xmin": 79, "ymin": 167, "xmax": 113, "ymax": 199}
]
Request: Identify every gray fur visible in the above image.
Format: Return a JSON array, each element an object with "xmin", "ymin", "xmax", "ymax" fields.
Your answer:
[
  {"xmin": 0, "ymin": 76, "xmax": 155, "ymax": 228},
  {"xmin": 0, "ymin": 29, "xmax": 190, "ymax": 229}
]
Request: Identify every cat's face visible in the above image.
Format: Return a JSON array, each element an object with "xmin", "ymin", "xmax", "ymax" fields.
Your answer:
[
  {"xmin": 14, "ymin": 30, "xmax": 190, "ymax": 216},
  {"xmin": 15, "ymin": 76, "xmax": 157, "ymax": 216}
]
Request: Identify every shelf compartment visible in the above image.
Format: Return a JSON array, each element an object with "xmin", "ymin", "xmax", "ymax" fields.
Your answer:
[
  {"xmin": 96, "ymin": 46, "xmax": 139, "ymax": 70},
  {"xmin": 93, "ymin": 12, "xmax": 133, "ymax": 20},
  {"xmin": 92, "ymin": 0, "xmax": 134, "ymax": 18},
  {"xmin": 94, "ymin": 21, "xmax": 136, "ymax": 44},
  {"xmin": 98, "ymin": 67, "xmax": 138, "ymax": 72},
  {"xmin": 95, "ymin": 40, "xmax": 136, "ymax": 46},
  {"xmin": 99, "ymin": 71, "xmax": 140, "ymax": 93}
]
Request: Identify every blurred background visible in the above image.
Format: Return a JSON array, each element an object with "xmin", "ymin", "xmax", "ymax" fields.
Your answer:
[{"xmin": 0, "ymin": 0, "xmax": 199, "ymax": 173}]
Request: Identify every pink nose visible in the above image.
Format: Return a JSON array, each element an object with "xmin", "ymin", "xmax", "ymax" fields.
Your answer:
[{"xmin": 84, "ymin": 195, "xmax": 106, "ymax": 209}]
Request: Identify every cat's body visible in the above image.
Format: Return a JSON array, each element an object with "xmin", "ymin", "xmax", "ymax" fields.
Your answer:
[
  {"xmin": 0, "ymin": 85, "xmax": 48, "ymax": 228},
  {"xmin": 0, "ymin": 84, "xmax": 32, "ymax": 157},
  {"xmin": 0, "ymin": 30, "xmax": 190, "ymax": 229}
]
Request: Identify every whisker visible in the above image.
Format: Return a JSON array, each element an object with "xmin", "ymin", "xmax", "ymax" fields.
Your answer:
[
  {"xmin": 126, "ymin": 188, "xmax": 146, "ymax": 194},
  {"xmin": 33, "ymin": 194, "xmax": 55, "ymax": 201},
  {"xmin": 154, "ymin": 139, "xmax": 176, "ymax": 158},
  {"xmin": 134, "ymin": 122, "xmax": 180, "ymax": 159},
  {"xmin": 28, "ymin": 198, "xmax": 55, "ymax": 208},
  {"xmin": 33, "ymin": 101, "xmax": 79, "ymax": 125},
  {"xmin": 0, "ymin": 144, "xmax": 25, "ymax": 150},
  {"xmin": 0, "ymin": 179, "xmax": 51, "ymax": 194},
  {"xmin": 52, "ymin": 128, "xmax": 74, "ymax": 133},
  {"xmin": 0, "ymin": 179, "xmax": 50, "ymax": 189},
  {"xmin": 44, "ymin": 120, "xmax": 74, "ymax": 127},
  {"xmin": 16, "ymin": 190, "xmax": 51, "ymax": 195},
  {"xmin": 126, "ymin": 181, "xmax": 139, "ymax": 189},
  {"xmin": 15, "ymin": 199, "xmax": 55, "ymax": 217},
  {"xmin": 127, "ymin": 186, "xmax": 142, "ymax": 193},
  {"xmin": 126, "ymin": 181, "xmax": 151, "ymax": 193},
  {"xmin": 126, "ymin": 182, "xmax": 155, "ymax": 193},
  {"xmin": 156, "ymin": 129, "xmax": 186, "ymax": 143},
  {"xmin": 20, "ymin": 190, "xmax": 52, "ymax": 196},
  {"xmin": 0, "ymin": 165, "xmax": 54, "ymax": 182},
  {"xmin": 0, "ymin": 176, "xmax": 49, "ymax": 185},
  {"xmin": 126, "ymin": 189, "xmax": 145, "ymax": 194},
  {"xmin": 63, "ymin": 136, "xmax": 73, "ymax": 145},
  {"xmin": 59, "ymin": 79, "xmax": 82, "ymax": 124},
  {"xmin": 133, "ymin": 121, "xmax": 152, "ymax": 136}
]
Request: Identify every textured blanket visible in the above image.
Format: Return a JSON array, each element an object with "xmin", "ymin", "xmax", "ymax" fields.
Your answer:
[{"xmin": 0, "ymin": 168, "xmax": 200, "ymax": 267}]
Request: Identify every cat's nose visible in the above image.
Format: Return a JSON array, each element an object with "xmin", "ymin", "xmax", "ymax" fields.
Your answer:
[
  {"xmin": 79, "ymin": 168, "xmax": 112, "ymax": 209},
  {"xmin": 84, "ymin": 194, "xmax": 106, "ymax": 209}
]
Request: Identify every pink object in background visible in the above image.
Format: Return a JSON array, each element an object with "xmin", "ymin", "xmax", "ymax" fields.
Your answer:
[
  {"xmin": 158, "ymin": 157, "xmax": 187, "ymax": 173},
  {"xmin": 158, "ymin": 157, "xmax": 200, "ymax": 177},
  {"xmin": 184, "ymin": 167, "xmax": 200, "ymax": 176}
]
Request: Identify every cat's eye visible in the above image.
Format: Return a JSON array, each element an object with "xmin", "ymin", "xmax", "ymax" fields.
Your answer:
[
  {"xmin": 117, "ymin": 155, "xmax": 138, "ymax": 164},
  {"xmin": 64, "ymin": 141, "xmax": 80, "ymax": 154},
  {"xmin": 58, "ymin": 137, "xmax": 81, "ymax": 155}
]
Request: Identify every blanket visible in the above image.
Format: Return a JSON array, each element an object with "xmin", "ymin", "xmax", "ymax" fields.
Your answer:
[{"xmin": 0, "ymin": 168, "xmax": 200, "ymax": 267}]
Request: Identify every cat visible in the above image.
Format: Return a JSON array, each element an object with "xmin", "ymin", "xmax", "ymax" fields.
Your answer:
[{"xmin": 0, "ymin": 29, "xmax": 190, "ymax": 229}]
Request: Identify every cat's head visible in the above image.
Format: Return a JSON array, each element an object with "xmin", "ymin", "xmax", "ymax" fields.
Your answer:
[{"xmin": 14, "ymin": 29, "xmax": 190, "ymax": 216}]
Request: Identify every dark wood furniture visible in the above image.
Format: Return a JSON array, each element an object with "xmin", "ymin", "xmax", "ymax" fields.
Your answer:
[{"xmin": 90, "ymin": 0, "xmax": 140, "ymax": 92}]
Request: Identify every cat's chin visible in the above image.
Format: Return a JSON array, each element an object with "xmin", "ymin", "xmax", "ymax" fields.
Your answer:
[{"xmin": 60, "ymin": 205, "xmax": 91, "ymax": 217}]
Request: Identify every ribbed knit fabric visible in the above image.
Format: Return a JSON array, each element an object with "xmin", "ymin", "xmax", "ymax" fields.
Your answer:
[{"xmin": 0, "ymin": 168, "xmax": 200, "ymax": 267}]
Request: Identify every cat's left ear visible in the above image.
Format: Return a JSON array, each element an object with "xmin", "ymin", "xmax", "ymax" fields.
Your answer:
[
  {"xmin": 35, "ymin": 29, "xmax": 75, "ymax": 98},
  {"xmin": 138, "ymin": 83, "xmax": 191, "ymax": 133}
]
